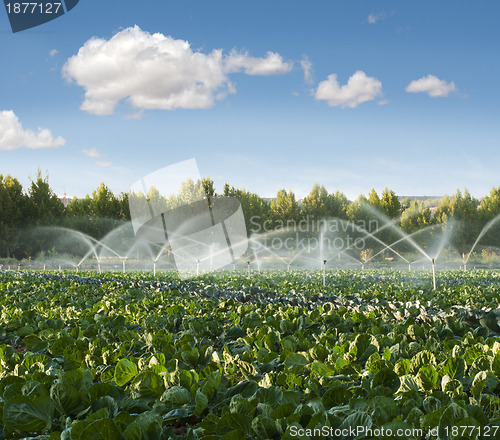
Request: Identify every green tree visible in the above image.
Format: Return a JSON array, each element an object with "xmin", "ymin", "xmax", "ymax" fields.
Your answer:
[
  {"xmin": 64, "ymin": 195, "xmax": 95, "ymax": 238},
  {"xmin": 202, "ymin": 177, "xmax": 216, "ymax": 207},
  {"xmin": 346, "ymin": 195, "xmax": 370, "ymax": 226},
  {"xmin": 270, "ymin": 189, "xmax": 300, "ymax": 226},
  {"xmin": 479, "ymin": 187, "xmax": 500, "ymax": 222},
  {"xmin": 91, "ymin": 183, "xmax": 121, "ymax": 219},
  {"xmin": 65, "ymin": 184, "xmax": 124, "ymax": 239},
  {"xmin": 379, "ymin": 188, "xmax": 401, "ymax": 219},
  {"xmin": 367, "ymin": 189, "xmax": 381, "ymax": 210},
  {"xmin": 400, "ymin": 201, "xmax": 432, "ymax": 234},
  {"xmin": 433, "ymin": 195, "xmax": 452, "ymax": 224},
  {"xmin": 118, "ymin": 192, "xmax": 131, "ymax": 221},
  {"xmin": 435, "ymin": 189, "xmax": 480, "ymax": 256},
  {"xmin": 302, "ymin": 184, "xmax": 329, "ymax": 220},
  {"xmin": 478, "ymin": 187, "xmax": 500, "ymax": 248},
  {"xmin": 0, "ymin": 175, "xmax": 26, "ymax": 258},
  {"xmin": 223, "ymin": 184, "xmax": 271, "ymax": 235},
  {"xmin": 327, "ymin": 191, "xmax": 350, "ymax": 219},
  {"xmin": 21, "ymin": 170, "xmax": 64, "ymax": 257},
  {"xmin": 26, "ymin": 169, "xmax": 64, "ymax": 223}
]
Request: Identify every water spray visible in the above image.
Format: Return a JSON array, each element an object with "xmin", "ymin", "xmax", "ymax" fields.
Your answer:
[{"xmin": 464, "ymin": 214, "xmax": 500, "ymax": 268}]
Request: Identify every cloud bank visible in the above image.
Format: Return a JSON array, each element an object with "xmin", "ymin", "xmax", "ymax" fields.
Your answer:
[
  {"xmin": 81, "ymin": 147, "xmax": 101, "ymax": 158},
  {"xmin": 63, "ymin": 26, "xmax": 292, "ymax": 115},
  {"xmin": 300, "ymin": 56, "xmax": 314, "ymax": 84},
  {"xmin": 0, "ymin": 110, "xmax": 65, "ymax": 151},
  {"xmin": 406, "ymin": 74, "xmax": 457, "ymax": 97},
  {"xmin": 315, "ymin": 71, "xmax": 383, "ymax": 108},
  {"xmin": 368, "ymin": 12, "xmax": 386, "ymax": 24}
]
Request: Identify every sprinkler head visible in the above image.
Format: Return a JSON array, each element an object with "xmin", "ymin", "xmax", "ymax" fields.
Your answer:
[{"xmin": 323, "ymin": 260, "xmax": 327, "ymax": 265}]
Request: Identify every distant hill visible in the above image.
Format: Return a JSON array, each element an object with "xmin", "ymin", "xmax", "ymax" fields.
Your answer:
[{"xmin": 398, "ymin": 195, "xmax": 443, "ymax": 202}]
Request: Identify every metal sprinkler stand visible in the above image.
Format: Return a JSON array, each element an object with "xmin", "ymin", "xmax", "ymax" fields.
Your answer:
[
  {"xmin": 196, "ymin": 260, "xmax": 200, "ymax": 276},
  {"xmin": 247, "ymin": 261, "xmax": 251, "ymax": 277},
  {"xmin": 322, "ymin": 260, "xmax": 327, "ymax": 287},
  {"xmin": 431, "ymin": 258, "xmax": 436, "ymax": 290}
]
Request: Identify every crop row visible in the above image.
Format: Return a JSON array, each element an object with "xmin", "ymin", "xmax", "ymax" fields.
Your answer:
[{"xmin": 0, "ymin": 271, "xmax": 499, "ymax": 439}]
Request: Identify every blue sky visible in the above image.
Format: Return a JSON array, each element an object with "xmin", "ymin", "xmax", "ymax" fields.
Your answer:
[{"xmin": 0, "ymin": 0, "xmax": 499, "ymax": 200}]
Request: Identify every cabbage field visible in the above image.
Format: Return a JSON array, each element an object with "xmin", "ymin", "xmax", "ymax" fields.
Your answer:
[{"xmin": 0, "ymin": 269, "xmax": 500, "ymax": 439}]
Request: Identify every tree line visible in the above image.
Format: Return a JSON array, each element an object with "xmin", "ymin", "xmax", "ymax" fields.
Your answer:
[{"xmin": 1, "ymin": 170, "xmax": 500, "ymax": 259}]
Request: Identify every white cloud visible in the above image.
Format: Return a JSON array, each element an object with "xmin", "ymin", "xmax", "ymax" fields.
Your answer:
[
  {"xmin": 49, "ymin": 49, "xmax": 58, "ymax": 57},
  {"xmin": 300, "ymin": 56, "xmax": 314, "ymax": 84},
  {"xmin": 0, "ymin": 110, "xmax": 65, "ymax": 151},
  {"xmin": 315, "ymin": 71, "xmax": 383, "ymax": 108},
  {"xmin": 124, "ymin": 110, "xmax": 144, "ymax": 120},
  {"xmin": 95, "ymin": 160, "xmax": 112, "ymax": 167},
  {"xmin": 405, "ymin": 74, "xmax": 457, "ymax": 97},
  {"xmin": 368, "ymin": 12, "xmax": 386, "ymax": 24},
  {"xmin": 378, "ymin": 99, "xmax": 390, "ymax": 106},
  {"xmin": 81, "ymin": 147, "xmax": 101, "ymax": 158},
  {"xmin": 225, "ymin": 50, "xmax": 292, "ymax": 75},
  {"xmin": 63, "ymin": 26, "xmax": 291, "ymax": 115},
  {"xmin": 81, "ymin": 147, "xmax": 112, "ymax": 166}
]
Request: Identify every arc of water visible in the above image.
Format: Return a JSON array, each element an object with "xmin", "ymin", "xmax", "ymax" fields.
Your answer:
[
  {"xmin": 338, "ymin": 251, "xmax": 364, "ymax": 266},
  {"xmin": 249, "ymin": 238, "xmax": 289, "ymax": 268},
  {"xmin": 93, "ymin": 237, "xmax": 125, "ymax": 259},
  {"xmin": 198, "ymin": 245, "xmax": 231, "ymax": 263},
  {"xmin": 360, "ymin": 203, "xmax": 431, "ymax": 261},
  {"xmin": 464, "ymin": 214, "xmax": 500, "ymax": 265},
  {"xmin": 363, "ymin": 244, "xmax": 410, "ymax": 265},
  {"xmin": 362, "ymin": 225, "xmax": 444, "ymax": 266},
  {"xmin": 288, "ymin": 248, "xmax": 305, "ymax": 266},
  {"xmin": 325, "ymin": 219, "xmax": 423, "ymax": 264},
  {"xmin": 37, "ymin": 226, "xmax": 98, "ymax": 268}
]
